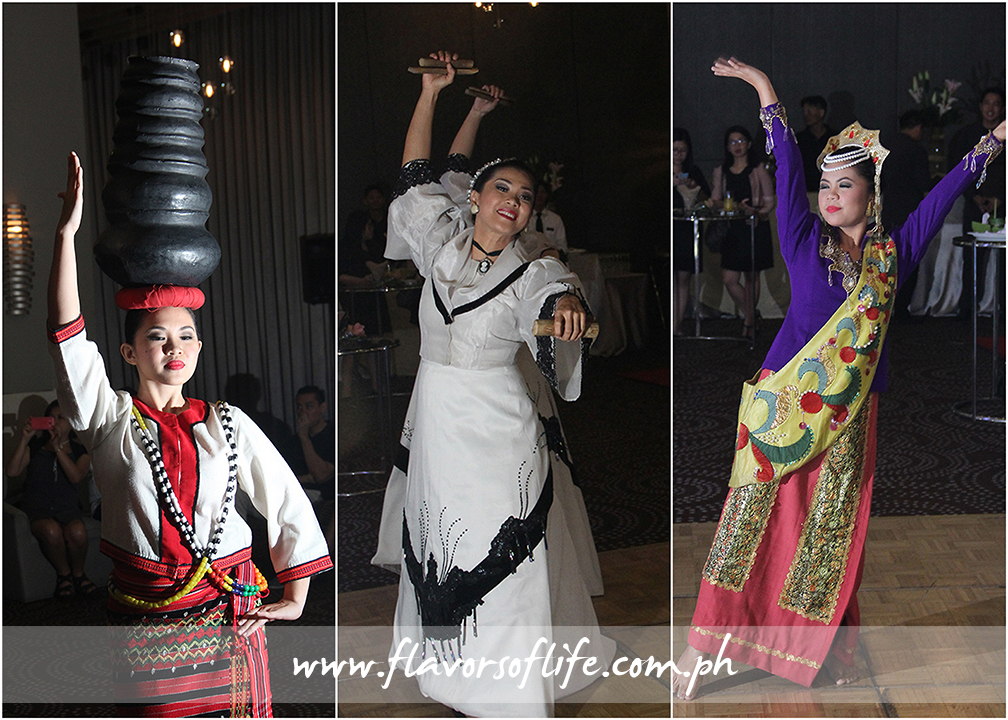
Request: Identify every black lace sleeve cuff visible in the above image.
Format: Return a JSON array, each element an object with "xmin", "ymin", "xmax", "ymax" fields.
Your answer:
[
  {"xmin": 393, "ymin": 158, "xmax": 435, "ymax": 200},
  {"xmin": 535, "ymin": 287, "xmax": 593, "ymax": 393},
  {"xmin": 443, "ymin": 153, "xmax": 471, "ymax": 175}
]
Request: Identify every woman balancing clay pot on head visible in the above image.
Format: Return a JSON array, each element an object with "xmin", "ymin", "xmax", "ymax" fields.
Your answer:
[
  {"xmin": 47, "ymin": 153, "xmax": 332, "ymax": 716},
  {"xmin": 369, "ymin": 50, "xmax": 614, "ymax": 716},
  {"xmin": 672, "ymin": 57, "xmax": 1006, "ymax": 701}
]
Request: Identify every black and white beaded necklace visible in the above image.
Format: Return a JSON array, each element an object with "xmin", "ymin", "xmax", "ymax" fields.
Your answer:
[{"xmin": 130, "ymin": 401, "xmax": 238, "ymax": 561}]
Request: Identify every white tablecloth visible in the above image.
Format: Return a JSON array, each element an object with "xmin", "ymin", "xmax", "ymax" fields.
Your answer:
[
  {"xmin": 567, "ymin": 250, "xmax": 648, "ymax": 356},
  {"xmin": 909, "ymin": 217, "xmax": 997, "ymax": 317}
]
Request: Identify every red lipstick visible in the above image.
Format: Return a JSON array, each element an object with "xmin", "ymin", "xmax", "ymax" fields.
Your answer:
[
  {"xmin": 826, "ymin": 206, "xmax": 840, "ymax": 214},
  {"xmin": 166, "ymin": 361, "xmax": 185, "ymax": 370}
]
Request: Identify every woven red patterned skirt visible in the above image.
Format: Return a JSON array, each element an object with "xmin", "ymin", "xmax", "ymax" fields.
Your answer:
[
  {"xmin": 108, "ymin": 558, "xmax": 271, "ymax": 717},
  {"xmin": 687, "ymin": 391, "xmax": 878, "ymax": 687}
]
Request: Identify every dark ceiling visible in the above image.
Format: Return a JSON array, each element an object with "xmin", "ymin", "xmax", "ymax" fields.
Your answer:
[{"xmin": 76, "ymin": 3, "xmax": 249, "ymax": 47}]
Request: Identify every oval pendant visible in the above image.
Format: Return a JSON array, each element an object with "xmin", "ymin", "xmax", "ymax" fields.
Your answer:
[{"xmin": 477, "ymin": 258, "xmax": 492, "ymax": 274}]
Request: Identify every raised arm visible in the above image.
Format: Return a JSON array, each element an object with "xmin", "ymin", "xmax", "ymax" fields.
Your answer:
[
  {"xmin": 48, "ymin": 153, "xmax": 84, "ymax": 328},
  {"xmin": 448, "ymin": 85, "xmax": 503, "ymax": 159},
  {"xmin": 402, "ymin": 51, "xmax": 458, "ymax": 166},
  {"xmin": 893, "ymin": 121, "xmax": 1005, "ymax": 274},
  {"xmin": 711, "ymin": 57, "xmax": 778, "ymax": 108},
  {"xmin": 713, "ymin": 57, "xmax": 816, "ymax": 262}
]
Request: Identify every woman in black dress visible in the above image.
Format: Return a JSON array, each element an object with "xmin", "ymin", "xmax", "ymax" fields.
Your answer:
[
  {"xmin": 711, "ymin": 124, "xmax": 776, "ymax": 338},
  {"xmin": 5, "ymin": 400, "xmax": 95, "ymax": 597},
  {"xmin": 673, "ymin": 127, "xmax": 711, "ymax": 335}
]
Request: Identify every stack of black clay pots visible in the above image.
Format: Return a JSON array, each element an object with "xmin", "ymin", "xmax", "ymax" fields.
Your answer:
[{"xmin": 95, "ymin": 56, "xmax": 220, "ymax": 289}]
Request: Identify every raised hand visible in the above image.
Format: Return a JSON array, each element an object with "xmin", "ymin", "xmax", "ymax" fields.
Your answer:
[
  {"xmin": 20, "ymin": 419, "xmax": 39, "ymax": 445},
  {"xmin": 56, "ymin": 152, "xmax": 83, "ymax": 238},
  {"xmin": 422, "ymin": 50, "xmax": 457, "ymax": 93},
  {"xmin": 711, "ymin": 57, "xmax": 778, "ymax": 107},
  {"xmin": 471, "ymin": 84, "xmax": 503, "ymax": 116}
]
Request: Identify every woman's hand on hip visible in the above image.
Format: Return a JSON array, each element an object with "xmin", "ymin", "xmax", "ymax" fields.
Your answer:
[
  {"xmin": 553, "ymin": 294, "xmax": 586, "ymax": 342},
  {"xmin": 236, "ymin": 577, "xmax": 309, "ymax": 637},
  {"xmin": 236, "ymin": 597, "xmax": 305, "ymax": 637}
]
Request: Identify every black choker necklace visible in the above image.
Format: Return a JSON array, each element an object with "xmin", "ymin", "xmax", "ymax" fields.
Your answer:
[{"xmin": 472, "ymin": 239, "xmax": 505, "ymax": 274}]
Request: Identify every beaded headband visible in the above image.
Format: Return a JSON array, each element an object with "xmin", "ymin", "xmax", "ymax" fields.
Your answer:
[
  {"xmin": 818, "ymin": 121, "xmax": 890, "ymax": 232},
  {"xmin": 468, "ymin": 156, "xmax": 519, "ymax": 195}
]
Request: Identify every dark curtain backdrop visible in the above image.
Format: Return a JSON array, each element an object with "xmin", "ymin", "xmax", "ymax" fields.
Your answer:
[
  {"xmin": 673, "ymin": 3, "xmax": 1006, "ymax": 174},
  {"xmin": 338, "ymin": 3, "xmax": 670, "ymax": 257},
  {"xmin": 80, "ymin": 3, "xmax": 335, "ymax": 429}
]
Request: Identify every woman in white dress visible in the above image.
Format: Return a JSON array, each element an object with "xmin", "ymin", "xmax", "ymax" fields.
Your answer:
[{"xmin": 370, "ymin": 51, "xmax": 613, "ymax": 716}]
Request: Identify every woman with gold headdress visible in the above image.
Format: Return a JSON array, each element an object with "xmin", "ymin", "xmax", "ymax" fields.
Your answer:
[{"xmin": 673, "ymin": 58, "xmax": 1005, "ymax": 700}]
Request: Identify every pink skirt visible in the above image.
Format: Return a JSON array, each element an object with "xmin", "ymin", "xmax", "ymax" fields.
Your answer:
[{"xmin": 688, "ymin": 384, "xmax": 878, "ymax": 687}]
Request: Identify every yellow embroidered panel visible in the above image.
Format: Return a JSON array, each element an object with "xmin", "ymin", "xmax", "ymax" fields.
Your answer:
[
  {"xmin": 702, "ymin": 479, "xmax": 780, "ymax": 592},
  {"xmin": 777, "ymin": 404, "xmax": 870, "ymax": 623},
  {"xmin": 691, "ymin": 625, "xmax": 821, "ymax": 669}
]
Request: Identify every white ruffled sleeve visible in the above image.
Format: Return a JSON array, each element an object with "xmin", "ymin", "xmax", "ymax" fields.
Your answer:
[
  {"xmin": 385, "ymin": 158, "xmax": 471, "ymax": 277},
  {"xmin": 228, "ymin": 406, "xmax": 333, "ymax": 582},
  {"xmin": 513, "ymin": 253, "xmax": 593, "ymax": 402},
  {"xmin": 48, "ymin": 316, "xmax": 134, "ymax": 452}
]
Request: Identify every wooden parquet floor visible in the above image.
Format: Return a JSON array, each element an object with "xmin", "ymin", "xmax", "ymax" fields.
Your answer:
[
  {"xmin": 338, "ymin": 542, "xmax": 671, "ymax": 717},
  {"xmin": 673, "ymin": 514, "xmax": 1006, "ymax": 717}
]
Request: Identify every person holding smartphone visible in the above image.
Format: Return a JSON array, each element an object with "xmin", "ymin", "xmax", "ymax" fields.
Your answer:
[{"xmin": 6, "ymin": 400, "xmax": 95, "ymax": 597}]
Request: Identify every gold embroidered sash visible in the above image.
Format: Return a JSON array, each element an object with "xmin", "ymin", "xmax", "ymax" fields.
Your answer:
[{"xmin": 729, "ymin": 235, "xmax": 896, "ymax": 489}]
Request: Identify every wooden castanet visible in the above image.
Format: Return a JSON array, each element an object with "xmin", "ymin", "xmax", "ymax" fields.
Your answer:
[
  {"xmin": 465, "ymin": 86, "xmax": 515, "ymax": 106},
  {"xmin": 418, "ymin": 58, "xmax": 475, "ymax": 69},
  {"xmin": 409, "ymin": 66, "xmax": 479, "ymax": 75},
  {"xmin": 532, "ymin": 319, "xmax": 600, "ymax": 338}
]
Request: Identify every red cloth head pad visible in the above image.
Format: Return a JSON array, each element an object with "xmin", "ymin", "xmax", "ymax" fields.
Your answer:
[{"xmin": 115, "ymin": 285, "xmax": 205, "ymax": 310}]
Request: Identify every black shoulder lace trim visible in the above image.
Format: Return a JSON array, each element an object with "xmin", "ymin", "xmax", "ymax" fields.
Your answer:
[
  {"xmin": 534, "ymin": 286, "xmax": 593, "ymax": 393},
  {"xmin": 393, "ymin": 158, "xmax": 435, "ymax": 200},
  {"xmin": 443, "ymin": 153, "xmax": 470, "ymax": 175},
  {"xmin": 402, "ymin": 465, "xmax": 553, "ymax": 656}
]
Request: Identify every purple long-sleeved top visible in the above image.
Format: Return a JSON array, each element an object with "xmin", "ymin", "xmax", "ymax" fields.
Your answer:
[{"xmin": 761, "ymin": 102, "xmax": 1003, "ymax": 392}]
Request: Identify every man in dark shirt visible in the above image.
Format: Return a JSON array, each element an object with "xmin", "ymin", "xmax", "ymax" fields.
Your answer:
[
  {"xmin": 795, "ymin": 96, "xmax": 834, "ymax": 194},
  {"xmin": 881, "ymin": 110, "xmax": 932, "ymax": 321},
  {"xmin": 948, "ymin": 88, "xmax": 1006, "ymax": 318},
  {"xmin": 291, "ymin": 385, "xmax": 335, "ymax": 500}
]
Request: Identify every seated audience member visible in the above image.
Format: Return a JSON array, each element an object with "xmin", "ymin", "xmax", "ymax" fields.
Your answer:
[
  {"xmin": 224, "ymin": 372, "xmax": 297, "ymax": 463},
  {"xmin": 339, "ymin": 183, "xmax": 392, "ymax": 334},
  {"xmin": 290, "ymin": 385, "xmax": 335, "ymax": 500},
  {"xmin": 5, "ymin": 400, "xmax": 96, "ymax": 598}
]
